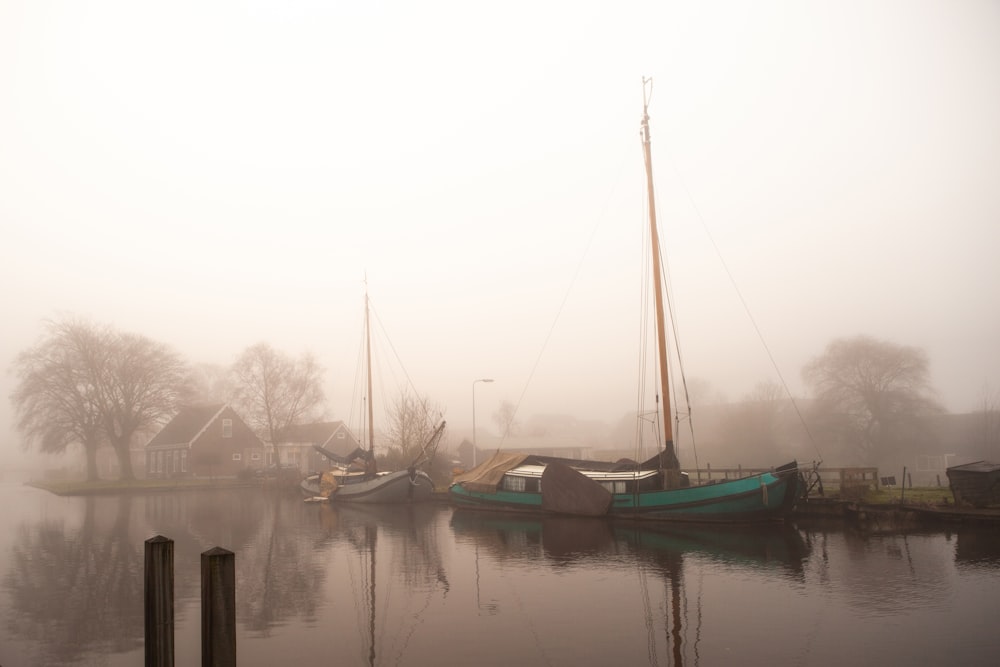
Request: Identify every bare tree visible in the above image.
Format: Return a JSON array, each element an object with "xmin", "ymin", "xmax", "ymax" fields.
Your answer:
[
  {"xmin": 230, "ymin": 343, "xmax": 325, "ymax": 447},
  {"xmin": 10, "ymin": 319, "xmax": 112, "ymax": 481},
  {"xmin": 973, "ymin": 382, "xmax": 1000, "ymax": 458},
  {"xmin": 803, "ymin": 336, "xmax": 941, "ymax": 465},
  {"xmin": 10, "ymin": 318, "xmax": 187, "ymax": 480},
  {"xmin": 100, "ymin": 332, "xmax": 188, "ymax": 480},
  {"xmin": 181, "ymin": 362, "xmax": 233, "ymax": 405},
  {"xmin": 720, "ymin": 380, "xmax": 788, "ymax": 465},
  {"xmin": 492, "ymin": 400, "xmax": 520, "ymax": 438},
  {"xmin": 381, "ymin": 390, "xmax": 444, "ymax": 470}
]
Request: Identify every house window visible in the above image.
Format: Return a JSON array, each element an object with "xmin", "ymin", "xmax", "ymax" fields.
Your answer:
[
  {"xmin": 232, "ymin": 453, "xmax": 242, "ymax": 461},
  {"xmin": 251, "ymin": 452, "xmax": 260, "ymax": 461},
  {"xmin": 337, "ymin": 432, "xmax": 345, "ymax": 439},
  {"xmin": 149, "ymin": 454, "xmax": 156, "ymax": 474},
  {"xmin": 222, "ymin": 419, "xmax": 233, "ymax": 438},
  {"xmin": 180, "ymin": 450, "xmax": 187, "ymax": 472},
  {"xmin": 156, "ymin": 451, "xmax": 164, "ymax": 474},
  {"xmin": 173, "ymin": 450, "xmax": 180, "ymax": 473}
]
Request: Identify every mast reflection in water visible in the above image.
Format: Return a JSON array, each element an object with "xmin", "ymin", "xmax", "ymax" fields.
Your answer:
[
  {"xmin": 1, "ymin": 483, "xmax": 999, "ymax": 666},
  {"xmin": 449, "ymin": 509, "xmax": 809, "ymax": 666}
]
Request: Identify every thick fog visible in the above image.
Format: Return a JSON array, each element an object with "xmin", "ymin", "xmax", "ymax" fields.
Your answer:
[{"xmin": 2, "ymin": 1, "xmax": 999, "ymax": 468}]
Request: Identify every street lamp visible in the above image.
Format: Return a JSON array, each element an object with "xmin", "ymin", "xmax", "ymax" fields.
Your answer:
[{"xmin": 472, "ymin": 378, "xmax": 494, "ymax": 468}]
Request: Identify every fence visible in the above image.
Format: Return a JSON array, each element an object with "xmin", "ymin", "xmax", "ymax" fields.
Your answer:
[{"xmin": 689, "ymin": 464, "xmax": 881, "ymax": 496}]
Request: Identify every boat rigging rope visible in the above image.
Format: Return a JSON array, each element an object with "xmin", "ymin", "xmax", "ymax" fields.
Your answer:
[
  {"xmin": 663, "ymin": 159, "xmax": 825, "ymax": 464},
  {"xmin": 495, "ymin": 142, "xmax": 633, "ymax": 450}
]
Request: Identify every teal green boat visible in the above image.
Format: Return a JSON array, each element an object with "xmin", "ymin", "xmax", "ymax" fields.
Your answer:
[
  {"xmin": 449, "ymin": 452, "xmax": 798, "ymax": 522},
  {"xmin": 449, "ymin": 81, "xmax": 800, "ymax": 523}
]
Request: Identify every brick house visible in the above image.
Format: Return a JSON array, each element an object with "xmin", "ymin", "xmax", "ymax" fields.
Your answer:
[
  {"xmin": 146, "ymin": 404, "xmax": 265, "ymax": 479},
  {"xmin": 274, "ymin": 421, "xmax": 363, "ymax": 475}
]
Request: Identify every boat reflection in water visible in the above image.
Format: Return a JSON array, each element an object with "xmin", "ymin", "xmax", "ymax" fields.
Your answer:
[
  {"xmin": 312, "ymin": 503, "xmax": 450, "ymax": 667},
  {"xmin": 450, "ymin": 509, "xmax": 810, "ymax": 666},
  {"xmin": 450, "ymin": 509, "xmax": 809, "ymax": 575}
]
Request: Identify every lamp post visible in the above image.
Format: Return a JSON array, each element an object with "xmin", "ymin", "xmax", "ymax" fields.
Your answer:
[{"xmin": 472, "ymin": 378, "xmax": 494, "ymax": 468}]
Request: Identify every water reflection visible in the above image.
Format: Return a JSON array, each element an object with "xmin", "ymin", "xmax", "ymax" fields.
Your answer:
[
  {"xmin": 955, "ymin": 528, "xmax": 1000, "ymax": 568},
  {"xmin": 1, "ymin": 488, "xmax": 332, "ymax": 665},
  {"xmin": 2, "ymin": 486, "xmax": 999, "ymax": 667},
  {"xmin": 142, "ymin": 489, "xmax": 329, "ymax": 635},
  {"xmin": 309, "ymin": 503, "xmax": 451, "ymax": 667},
  {"xmin": 3, "ymin": 496, "xmax": 143, "ymax": 665},
  {"xmin": 449, "ymin": 511, "xmax": 811, "ymax": 666},
  {"xmin": 449, "ymin": 509, "xmax": 810, "ymax": 578}
]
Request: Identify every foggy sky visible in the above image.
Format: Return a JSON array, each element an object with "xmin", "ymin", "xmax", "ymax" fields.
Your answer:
[{"xmin": 2, "ymin": 0, "xmax": 999, "ymax": 460}]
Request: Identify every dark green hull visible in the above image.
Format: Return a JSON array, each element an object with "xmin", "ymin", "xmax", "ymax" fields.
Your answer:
[{"xmin": 449, "ymin": 463, "xmax": 799, "ymax": 523}]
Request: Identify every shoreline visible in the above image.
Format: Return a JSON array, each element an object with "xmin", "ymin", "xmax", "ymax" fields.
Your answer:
[{"xmin": 23, "ymin": 479, "xmax": 1000, "ymax": 528}]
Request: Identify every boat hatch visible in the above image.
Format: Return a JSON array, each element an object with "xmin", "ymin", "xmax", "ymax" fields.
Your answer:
[{"xmin": 507, "ymin": 465, "xmax": 660, "ymax": 483}]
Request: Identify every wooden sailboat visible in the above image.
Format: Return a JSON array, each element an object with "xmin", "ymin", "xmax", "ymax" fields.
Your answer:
[
  {"xmin": 301, "ymin": 287, "xmax": 440, "ymax": 503},
  {"xmin": 449, "ymin": 80, "xmax": 799, "ymax": 522}
]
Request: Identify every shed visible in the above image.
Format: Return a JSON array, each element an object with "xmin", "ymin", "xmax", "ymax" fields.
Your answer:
[{"xmin": 946, "ymin": 461, "xmax": 1000, "ymax": 508}]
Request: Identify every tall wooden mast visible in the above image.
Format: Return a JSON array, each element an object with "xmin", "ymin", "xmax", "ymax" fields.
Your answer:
[
  {"xmin": 641, "ymin": 78, "xmax": 681, "ymax": 482},
  {"xmin": 364, "ymin": 288, "xmax": 375, "ymax": 457}
]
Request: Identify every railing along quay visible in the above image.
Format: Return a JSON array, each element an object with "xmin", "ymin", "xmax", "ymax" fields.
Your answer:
[{"xmin": 688, "ymin": 464, "xmax": 880, "ymax": 495}]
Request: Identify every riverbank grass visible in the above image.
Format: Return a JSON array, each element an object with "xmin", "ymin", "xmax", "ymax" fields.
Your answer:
[{"xmin": 27, "ymin": 477, "xmax": 256, "ymax": 496}]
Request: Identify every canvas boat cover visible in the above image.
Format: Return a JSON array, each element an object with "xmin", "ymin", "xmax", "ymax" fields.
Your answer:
[
  {"xmin": 540, "ymin": 460, "xmax": 613, "ymax": 516},
  {"xmin": 453, "ymin": 451, "xmax": 530, "ymax": 493}
]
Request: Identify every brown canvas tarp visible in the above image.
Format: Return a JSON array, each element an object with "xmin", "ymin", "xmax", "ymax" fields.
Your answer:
[
  {"xmin": 453, "ymin": 451, "xmax": 530, "ymax": 493},
  {"xmin": 540, "ymin": 461, "xmax": 612, "ymax": 516}
]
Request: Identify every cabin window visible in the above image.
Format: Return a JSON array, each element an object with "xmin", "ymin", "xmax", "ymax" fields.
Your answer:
[
  {"xmin": 502, "ymin": 475, "xmax": 527, "ymax": 492},
  {"xmin": 232, "ymin": 453, "xmax": 242, "ymax": 461},
  {"xmin": 222, "ymin": 419, "xmax": 233, "ymax": 438},
  {"xmin": 180, "ymin": 450, "xmax": 187, "ymax": 472},
  {"xmin": 602, "ymin": 481, "xmax": 627, "ymax": 494}
]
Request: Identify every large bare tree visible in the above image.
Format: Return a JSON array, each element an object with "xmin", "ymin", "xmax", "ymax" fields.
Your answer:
[
  {"xmin": 10, "ymin": 319, "xmax": 111, "ymax": 481},
  {"xmin": 803, "ymin": 335, "xmax": 941, "ymax": 465},
  {"xmin": 230, "ymin": 343, "xmax": 325, "ymax": 447},
  {"xmin": 10, "ymin": 318, "xmax": 187, "ymax": 480},
  {"xmin": 100, "ymin": 332, "xmax": 188, "ymax": 480}
]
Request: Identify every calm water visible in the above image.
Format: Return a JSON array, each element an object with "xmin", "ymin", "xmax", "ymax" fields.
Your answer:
[{"xmin": 1, "ymin": 481, "xmax": 999, "ymax": 667}]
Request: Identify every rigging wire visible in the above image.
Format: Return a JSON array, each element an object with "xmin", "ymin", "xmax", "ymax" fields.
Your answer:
[
  {"xmin": 657, "ymin": 238, "xmax": 701, "ymax": 474},
  {"xmin": 497, "ymin": 141, "xmax": 634, "ymax": 448},
  {"xmin": 663, "ymin": 159, "xmax": 824, "ymax": 463},
  {"xmin": 639, "ymin": 119, "xmax": 701, "ymax": 472}
]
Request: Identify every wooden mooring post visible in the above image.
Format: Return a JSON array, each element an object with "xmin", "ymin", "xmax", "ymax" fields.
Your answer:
[
  {"xmin": 144, "ymin": 535, "xmax": 174, "ymax": 667},
  {"xmin": 143, "ymin": 539, "xmax": 237, "ymax": 667},
  {"xmin": 201, "ymin": 546, "xmax": 236, "ymax": 667}
]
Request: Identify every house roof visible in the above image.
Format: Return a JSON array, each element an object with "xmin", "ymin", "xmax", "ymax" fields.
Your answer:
[
  {"xmin": 147, "ymin": 404, "xmax": 227, "ymax": 447},
  {"xmin": 276, "ymin": 421, "xmax": 352, "ymax": 445}
]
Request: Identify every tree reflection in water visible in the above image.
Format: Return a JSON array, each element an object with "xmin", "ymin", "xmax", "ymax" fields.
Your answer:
[{"xmin": 3, "ymin": 496, "xmax": 143, "ymax": 665}]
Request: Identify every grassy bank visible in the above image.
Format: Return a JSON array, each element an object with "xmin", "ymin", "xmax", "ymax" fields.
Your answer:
[
  {"xmin": 27, "ymin": 477, "xmax": 259, "ymax": 496},
  {"xmin": 846, "ymin": 486, "xmax": 954, "ymax": 506}
]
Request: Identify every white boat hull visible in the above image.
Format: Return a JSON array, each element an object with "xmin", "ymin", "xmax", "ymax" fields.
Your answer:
[{"xmin": 301, "ymin": 469, "xmax": 435, "ymax": 503}]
